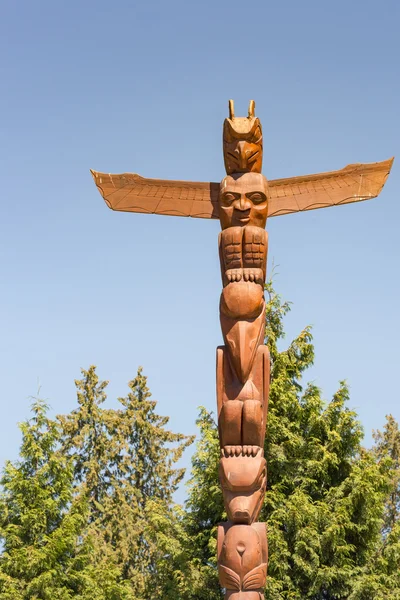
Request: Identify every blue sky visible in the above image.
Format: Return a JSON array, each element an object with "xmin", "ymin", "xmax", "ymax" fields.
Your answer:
[{"xmin": 0, "ymin": 0, "xmax": 399, "ymax": 499}]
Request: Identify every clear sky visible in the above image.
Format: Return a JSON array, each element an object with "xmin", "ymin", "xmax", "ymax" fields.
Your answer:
[{"xmin": 0, "ymin": 0, "xmax": 399, "ymax": 500}]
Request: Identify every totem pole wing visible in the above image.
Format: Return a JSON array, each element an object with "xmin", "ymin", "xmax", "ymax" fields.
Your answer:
[
  {"xmin": 90, "ymin": 171, "xmax": 220, "ymax": 220},
  {"xmin": 267, "ymin": 158, "xmax": 394, "ymax": 218}
]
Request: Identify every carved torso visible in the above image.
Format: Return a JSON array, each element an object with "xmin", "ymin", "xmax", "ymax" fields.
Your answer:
[{"xmin": 220, "ymin": 226, "xmax": 268, "ymax": 287}]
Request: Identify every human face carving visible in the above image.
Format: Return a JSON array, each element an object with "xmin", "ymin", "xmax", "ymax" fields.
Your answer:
[{"xmin": 219, "ymin": 173, "xmax": 269, "ymax": 230}]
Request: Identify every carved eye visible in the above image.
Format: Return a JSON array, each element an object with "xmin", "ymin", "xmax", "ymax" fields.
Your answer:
[
  {"xmin": 246, "ymin": 150, "xmax": 259, "ymax": 164},
  {"xmin": 247, "ymin": 192, "xmax": 266, "ymax": 205},
  {"xmin": 227, "ymin": 152, "xmax": 239, "ymax": 163},
  {"xmin": 221, "ymin": 193, "xmax": 237, "ymax": 206}
]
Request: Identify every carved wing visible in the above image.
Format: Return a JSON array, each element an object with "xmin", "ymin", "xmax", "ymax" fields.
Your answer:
[
  {"xmin": 267, "ymin": 158, "xmax": 393, "ymax": 217},
  {"xmin": 90, "ymin": 171, "xmax": 219, "ymax": 219},
  {"xmin": 91, "ymin": 158, "xmax": 393, "ymax": 220}
]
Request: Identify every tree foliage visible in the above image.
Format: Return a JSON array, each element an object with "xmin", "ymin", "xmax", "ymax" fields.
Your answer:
[
  {"xmin": 0, "ymin": 284, "xmax": 398, "ymax": 598},
  {"xmin": 0, "ymin": 399, "xmax": 129, "ymax": 599},
  {"xmin": 0, "ymin": 369, "xmax": 197, "ymax": 599},
  {"xmin": 184, "ymin": 282, "xmax": 400, "ymax": 599}
]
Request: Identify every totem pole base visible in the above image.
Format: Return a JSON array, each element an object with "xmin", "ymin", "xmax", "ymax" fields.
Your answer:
[{"xmin": 225, "ymin": 593, "xmax": 264, "ymax": 600}]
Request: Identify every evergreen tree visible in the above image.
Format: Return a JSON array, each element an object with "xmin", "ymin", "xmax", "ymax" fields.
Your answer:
[
  {"xmin": 184, "ymin": 408, "xmax": 223, "ymax": 600},
  {"xmin": 59, "ymin": 366, "xmax": 196, "ymax": 599},
  {"xmin": 348, "ymin": 416, "xmax": 400, "ymax": 599},
  {"xmin": 373, "ymin": 415, "xmax": 400, "ymax": 533},
  {"xmin": 0, "ymin": 399, "xmax": 129, "ymax": 599},
  {"xmin": 261, "ymin": 283, "xmax": 390, "ymax": 599},
  {"xmin": 109, "ymin": 367, "xmax": 195, "ymax": 598},
  {"xmin": 184, "ymin": 282, "xmax": 400, "ymax": 599},
  {"xmin": 1, "ymin": 287, "xmax": 398, "ymax": 598},
  {"xmin": 0, "ymin": 398, "xmax": 83, "ymax": 598},
  {"xmin": 58, "ymin": 367, "xmax": 112, "ymax": 520}
]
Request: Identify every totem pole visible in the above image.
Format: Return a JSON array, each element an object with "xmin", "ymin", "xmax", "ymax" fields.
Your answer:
[
  {"xmin": 91, "ymin": 101, "xmax": 393, "ymax": 598},
  {"xmin": 216, "ymin": 102, "xmax": 269, "ymax": 599}
]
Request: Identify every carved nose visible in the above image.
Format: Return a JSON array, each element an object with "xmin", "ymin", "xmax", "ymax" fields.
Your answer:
[
  {"xmin": 233, "ymin": 509, "xmax": 251, "ymax": 523},
  {"xmin": 235, "ymin": 196, "xmax": 250, "ymax": 212}
]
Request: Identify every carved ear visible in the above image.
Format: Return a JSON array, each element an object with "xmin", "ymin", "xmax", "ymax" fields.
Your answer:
[
  {"xmin": 248, "ymin": 100, "xmax": 255, "ymax": 118},
  {"xmin": 229, "ymin": 99, "xmax": 235, "ymax": 119}
]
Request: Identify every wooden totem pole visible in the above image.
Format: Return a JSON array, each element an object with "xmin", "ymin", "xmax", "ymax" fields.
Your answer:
[{"xmin": 91, "ymin": 101, "xmax": 393, "ymax": 599}]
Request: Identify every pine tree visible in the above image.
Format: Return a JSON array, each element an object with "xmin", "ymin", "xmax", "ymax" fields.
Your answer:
[
  {"xmin": 348, "ymin": 416, "xmax": 400, "ymax": 599},
  {"xmin": 183, "ymin": 281, "xmax": 400, "ymax": 599},
  {"xmin": 2, "ymin": 288, "xmax": 398, "ymax": 598},
  {"xmin": 0, "ymin": 399, "xmax": 129, "ymax": 599},
  {"xmin": 184, "ymin": 408, "xmax": 223, "ymax": 600},
  {"xmin": 261, "ymin": 283, "xmax": 390, "ymax": 599},
  {"xmin": 0, "ymin": 398, "xmax": 84, "ymax": 598},
  {"xmin": 373, "ymin": 415, "xmax": 400, "ymax": 533},
  {"xmin": 59, "ymin": 366, "xmax": 197, "ymax": 599},
  {"xmin": 59, "ymin": 367, "xmax": 112, "ymax": 520},
  {"xmin": 110, "ymin": 368, "xmax": 195, "ymax": 596}
]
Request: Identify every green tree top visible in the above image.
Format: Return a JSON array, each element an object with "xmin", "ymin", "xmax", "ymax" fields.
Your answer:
[
  {"xmin": 59, "ymin": 366, "xmax": 196, "ymax": 599},
  {"xmin": 0, "ymin": 399, "xmax": 90, "ymax": 598},
  {"xmin": 183, "ymin": 281, "xmax": 400, "ymax": 600}
]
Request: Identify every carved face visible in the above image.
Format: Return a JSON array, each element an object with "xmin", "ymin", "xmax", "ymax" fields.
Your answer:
[
  {"xmin": 224, "ymin": 140, "xmax": 263, "ymax": 174},
  {"xmin": 219, "ymin": 454, "xmax": 267, "ymax": 524},
  {"xmin": 219, "ymin": 173, "xmax": 269, "ymax": 230},
  {"xmin": 223, "ymin": 117, "xmax": 263, "ymax": 174}
]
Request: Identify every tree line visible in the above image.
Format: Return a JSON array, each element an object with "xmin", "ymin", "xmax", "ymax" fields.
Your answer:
[{"xmin": 0, "ymin": 284, "xmax": 399, "ymax": 599}]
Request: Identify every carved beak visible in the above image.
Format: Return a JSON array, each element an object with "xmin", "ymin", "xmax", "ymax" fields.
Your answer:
[{"xmin": 237, "ymin": 142, "xmax": 248, "ymax": 171}]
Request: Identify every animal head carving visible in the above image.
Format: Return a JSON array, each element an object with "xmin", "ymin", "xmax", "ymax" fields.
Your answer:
[
  {"xmin": 219, "ymin": 453, "xmax": 266, "ymax": 524},
  {"xmin": 219, "ymin": 173, "xmax": 269, "ymax": 230},
  {"xmin": 223, "ymin": 100, "xmax": 263, "ymax": 175}
]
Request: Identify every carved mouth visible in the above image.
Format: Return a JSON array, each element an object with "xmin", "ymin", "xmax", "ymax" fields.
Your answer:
[{"xmin": 238, "ymin": 216, "xmax": 250, "ymax": 223}]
